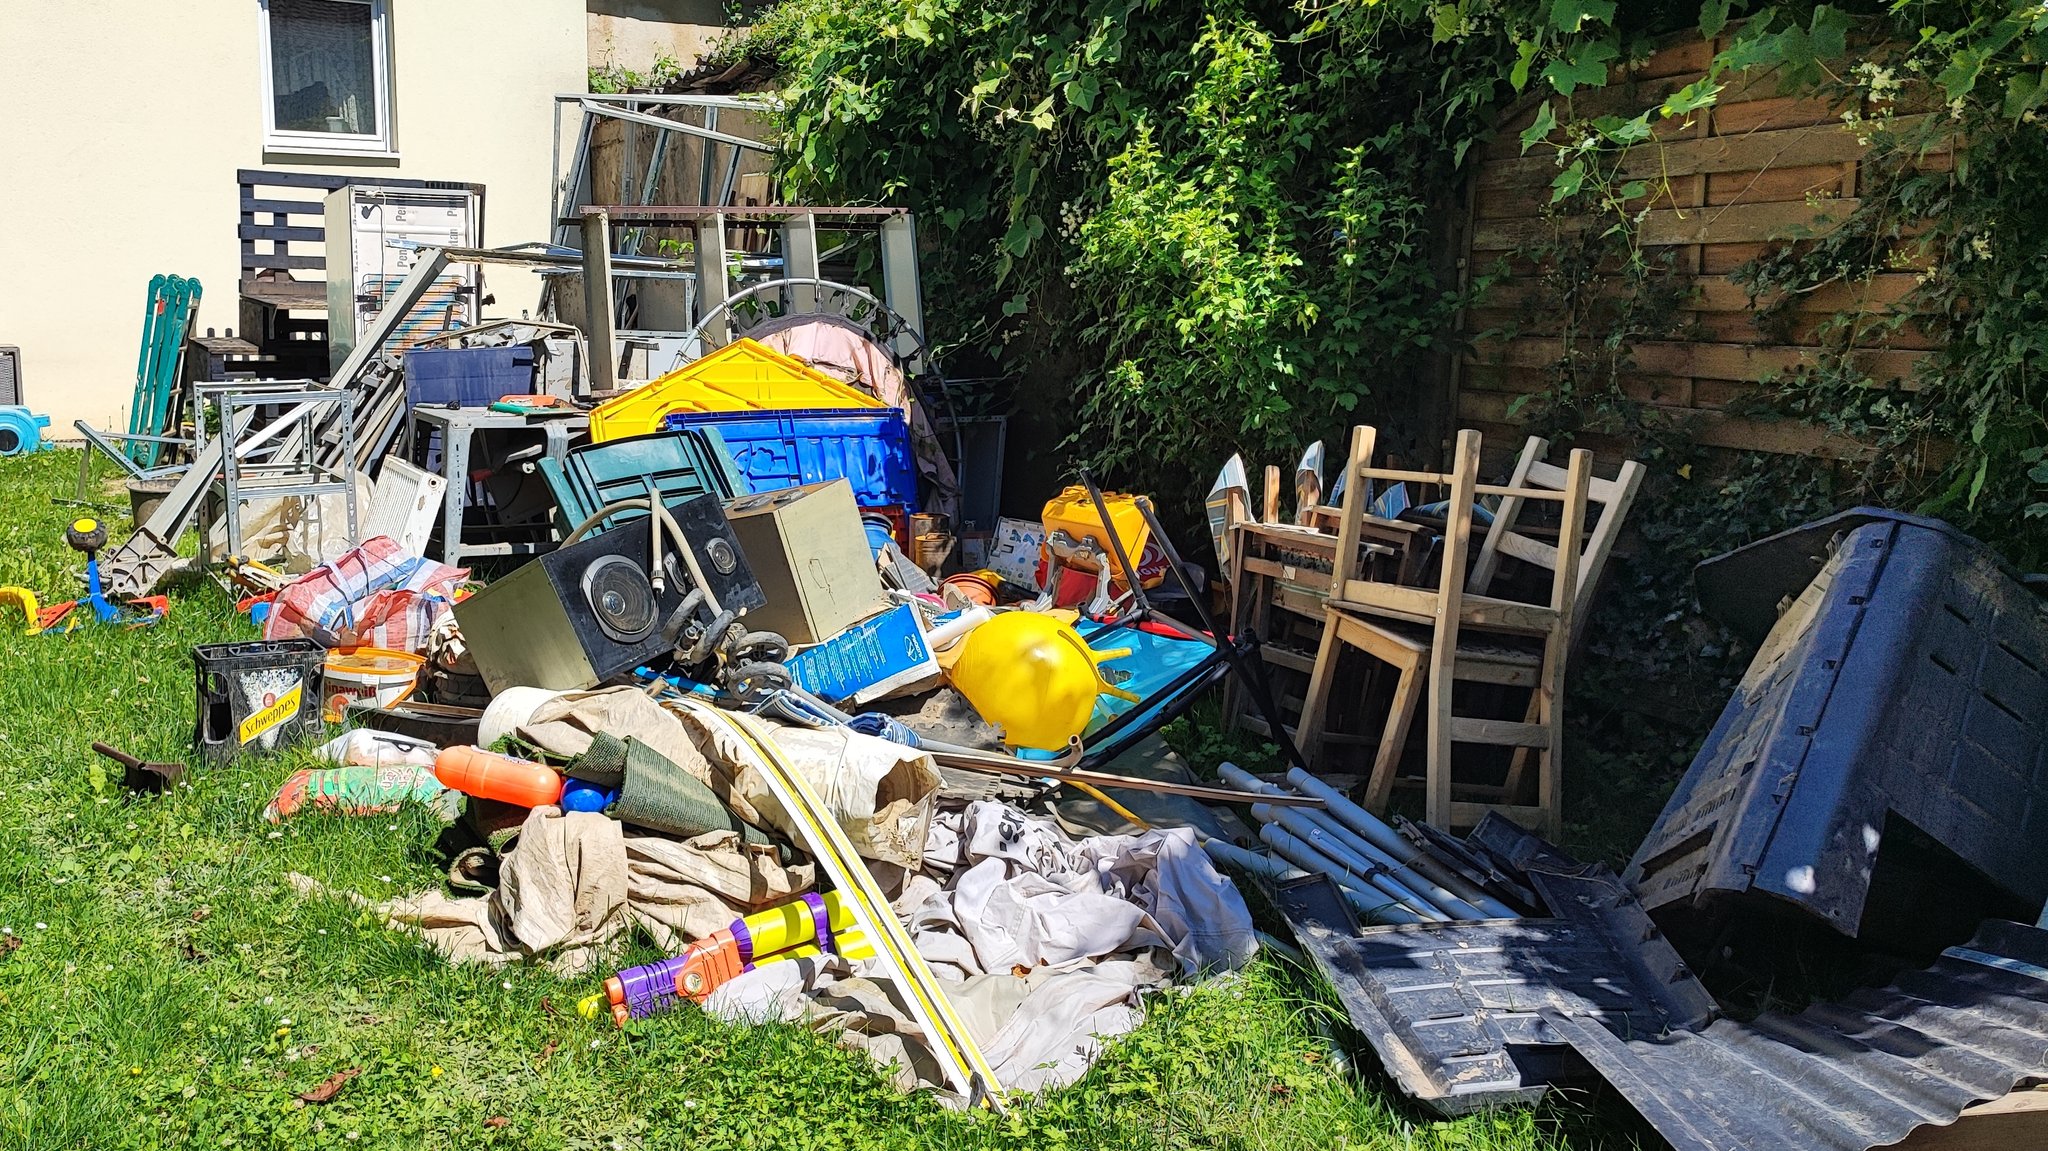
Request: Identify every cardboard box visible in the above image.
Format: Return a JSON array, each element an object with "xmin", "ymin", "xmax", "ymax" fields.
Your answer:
[
  {"xmin": 787, "ymin": 602, "xmax": 937, "ymax": 705},
  {"xmin": 724, "ymin": 479, "xmax": 885, "ymax": 644}
]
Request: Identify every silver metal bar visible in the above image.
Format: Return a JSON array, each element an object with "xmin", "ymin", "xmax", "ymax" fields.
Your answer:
[
  {"xmin": 578, "ymin": 99, "xmax": 770, "ymax": 153},
  {"xmin": 697, "ymin": 106, "xmax": 719, "ymax": 203},
  {"xmin": 554, "ymin": 109, "xmax": 596, "ymax": 250},
  {"xmin": 566, "ymin": 92, "xmax": 777, "ymax": 111},
  {"xmin": 780, "ymin": 215, "xmax": 819, "ymax": 314},
  {"xmin": 72, "ymin": 421, "xmax": 153, "ymax": 480},
  {"xmin": 880, "ymin": 214, "xmax": 925, "ymax": 373},
  {"xmin": 620, "ymin": 127, "xmax": 673, "ymax": 258},
  {"xmin": 715, "ymin": 144, "xmax": 743, "ymax": 207}
]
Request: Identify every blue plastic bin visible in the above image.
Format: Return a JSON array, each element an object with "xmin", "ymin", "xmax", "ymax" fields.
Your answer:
[
  {"xmin": 659, "ymin": 407, "xmax": 916, "ymax": 510},
  {"xmin": 404, "ymin": 346, "xmax": 536, "ymax": 411}
]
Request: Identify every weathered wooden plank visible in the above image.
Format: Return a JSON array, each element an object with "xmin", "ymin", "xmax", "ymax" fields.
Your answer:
[
  {"xmin": 1471, "ymin": 198, "xmax": 1860, "ymax": 250},
  {"xmin": 1477, "ymin": 117, "xmax": 1938, "ymax": 193},
  {"xmin": 1473, "ymin": 271, "xmax": 1922, "ymax": 317},
  {"xmin": 239, "ymin": 169, "xmax": 352, "ymax": 190},
  {"xmin": 242, "ymin": 197, "xmax": 327, "ymax": 216},
  {"xmin": 1471, "ymin": 334, "xmax": 1921, "ymax": 386},
  {"xmin": 1457, "ymin": 389, "xmax": 1879, "ymax": 460},
  {"xmin": 1705, "ymin": 161, "xmax": 1853, "ymax": 206},
  {"xmin": 1711, "ymin": 93, "xmax": 1844, "ymax": 134},
  {"xmin": 241, "ymin": 252, "xmax": 326, "ymax": 270},
  {"xmin": 238, "ymin": 224, "xmax": 324, "ymax": 242}
]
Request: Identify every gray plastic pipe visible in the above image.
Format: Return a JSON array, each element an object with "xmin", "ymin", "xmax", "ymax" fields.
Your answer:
[
  {"xmin": 1218, "ymin": 762, "xmax": 1289, "ymax": 798},
  {"xmin": 1203, "ymin": 833, "xmax": 1420, "ymax": 926},
  {"xmin": 1283, "ymin": 767, "xmax": 1518, "ymax": 918},
  {"xmin": 1256, "ymin": 804, "xmax": 1461, "ymax": 919},
  {"xmin": 1284, "ymin": 805, "xmax": 1492, "ymax": 920},
  {"xmin": 1253, "ymin": 815, "xmax": 1449, "ymax": 921},
  {"xmin": 1219, "ymin": 762, "xmax": 1508, "ymax": 918},
  {"xmin": 1259, "ymin": 824, "xmax": 1439, "ymax": 924},
  {"xmin": 1201, "ymin": 835, "xmax": 1308, "ymax": 883}
]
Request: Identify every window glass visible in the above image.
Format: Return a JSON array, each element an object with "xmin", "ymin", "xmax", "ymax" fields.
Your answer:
[{"xmin": 269, "ymin": 0, "xmax": 378, "ymax": 137}]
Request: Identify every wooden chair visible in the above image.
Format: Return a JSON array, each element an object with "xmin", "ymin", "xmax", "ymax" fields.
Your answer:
[
  {"xmin": 1218, "ymin": 436, "xmax": 1556, "ymax": 742},
  {"xmin": 1298, "ymin": 427, "xmax": 1594, "ymax": 836}
]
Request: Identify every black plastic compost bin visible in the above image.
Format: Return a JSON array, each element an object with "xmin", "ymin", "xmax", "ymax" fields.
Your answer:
[{"xmin": 1627, "ymin": 509, "xmax": 2048, "ymax": 943}]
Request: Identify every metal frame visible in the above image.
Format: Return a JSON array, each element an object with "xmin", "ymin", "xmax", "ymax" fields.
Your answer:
[
  {"xmin": 204, "ymin": 381, "xmax": 358, "ymax": 566},
  {"xmin": 404, "ymin": 405, "xmax": 582, "ymax": 568},
  {"xmin": 572, "ymin": 209, "xmax": 925, "ymax": 390}
]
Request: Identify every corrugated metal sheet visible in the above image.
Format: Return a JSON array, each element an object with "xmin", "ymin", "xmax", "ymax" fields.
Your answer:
[
  {"xmin": 1277, "ymin": 849, "xmax": 1714, "ymax": 1115},
  {"xmin": 1553, "ymin": 919, "xmax": 2048, "ymax": 1151}
]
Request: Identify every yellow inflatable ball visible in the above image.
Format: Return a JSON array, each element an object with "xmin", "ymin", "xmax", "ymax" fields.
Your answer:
[{"xmin": 947, "ymin": 610, "xmax": 1140, "ymax": 750}]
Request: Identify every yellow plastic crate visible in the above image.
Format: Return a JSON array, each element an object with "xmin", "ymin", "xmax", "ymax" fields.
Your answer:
[{"xmin": 587, "ymin": 338, "xmax": 884, "ymax": 442}]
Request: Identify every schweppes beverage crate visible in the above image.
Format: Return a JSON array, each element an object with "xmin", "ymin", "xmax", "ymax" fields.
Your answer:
[{"xmin": 192, "ymin": 640, "xmax": 326, "ymax": 763}]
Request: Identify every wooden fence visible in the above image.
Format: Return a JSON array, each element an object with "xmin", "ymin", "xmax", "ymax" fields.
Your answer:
[{"xmin": 1451, "ymin": 32, "xmax": 1945, "ymax": 467}]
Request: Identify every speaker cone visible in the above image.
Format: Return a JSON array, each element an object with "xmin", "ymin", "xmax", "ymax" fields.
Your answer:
[{"xmin": 581, "ymin": 555, "xmax": 658, "ymax": 643}]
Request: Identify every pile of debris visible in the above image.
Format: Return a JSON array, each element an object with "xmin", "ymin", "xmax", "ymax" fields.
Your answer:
[{"xmin": 23, "ymin": 202, "xmax": 2048, "ymax": 1139}]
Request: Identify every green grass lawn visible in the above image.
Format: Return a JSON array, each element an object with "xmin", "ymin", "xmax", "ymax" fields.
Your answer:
[{"xmin": 0, "ymin": 449, "xmax": 1641, "ymax": 1150}]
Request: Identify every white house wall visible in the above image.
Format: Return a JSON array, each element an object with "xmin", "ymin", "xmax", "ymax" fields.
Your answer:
[{"xmin": 0, "ymin": 0, "xmax": 586, "ymax": 429}]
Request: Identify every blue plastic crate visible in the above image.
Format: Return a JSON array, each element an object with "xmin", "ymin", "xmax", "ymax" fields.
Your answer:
[
  {"xmin": 404, "ymin": 346, "xmax": 536, "ymax": 411},
  {"xmin": 659, "ymin": 407, "xmax": 916, "ymax": 510}
]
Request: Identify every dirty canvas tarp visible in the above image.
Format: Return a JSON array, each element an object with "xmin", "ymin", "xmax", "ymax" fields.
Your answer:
[
  {"xmin": 341, "ymin": 804, "xmax": 813, "ymax": 975},
  {"xmin": 507, "ymin": 687, "xmax": 941, "ymax": 868},
  {"xmin": 704, "ymin": 801, "xmax": 1257, "ymax": 1094}
]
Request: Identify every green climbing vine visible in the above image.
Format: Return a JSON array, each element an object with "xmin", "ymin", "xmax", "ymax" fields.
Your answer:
[{"xmin": 708, "ymin": 0, "xmax": 2048, "ymax": 848}]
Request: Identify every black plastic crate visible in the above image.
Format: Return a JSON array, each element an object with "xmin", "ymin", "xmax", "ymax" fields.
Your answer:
[{"xmin": 192, "ymin": 639, "xmax": 326, "ymax": 762}]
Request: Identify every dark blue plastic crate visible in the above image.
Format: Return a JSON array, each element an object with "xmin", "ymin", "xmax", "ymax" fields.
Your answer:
[
  {"xmin": 659, "ymin": 407, "xmax": 915, "ymax": 509},
  {"xmin": 404, "ymin": 346, "xmax": 536, "ymax": 411}
]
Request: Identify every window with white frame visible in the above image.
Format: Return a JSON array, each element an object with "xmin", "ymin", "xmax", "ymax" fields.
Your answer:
[{"xmin": 259, "ymin": 0, "xmax": 394, "ymax": 155}]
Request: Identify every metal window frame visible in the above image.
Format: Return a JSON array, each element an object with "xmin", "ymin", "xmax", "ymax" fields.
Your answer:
[{"xmin": 257, "ymin": 0, "xmax": 397, "ymax": 158}]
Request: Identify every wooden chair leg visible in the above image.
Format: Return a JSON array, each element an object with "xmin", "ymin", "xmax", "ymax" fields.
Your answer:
[
  {"xmin": 1298, "ymin": 610, "xmax": 1345, "ymax": 770},
  {"xmin": 1500, "ymin": 692, "xmax": 1541, "ymax": 803},
  {"xmin": 1538, "ymin": 675, "xmax": 1565, "ymax": 841},
  {"xmin": 1366, "ymin": 648, "xmax": 1425, "ymax": 813}
]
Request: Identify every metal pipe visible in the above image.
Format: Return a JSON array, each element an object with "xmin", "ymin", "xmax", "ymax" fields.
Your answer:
[
  {"xmin": 1256, "ymin": 806, "xmax": 1452, "ymax": 919},
  {"xmin": 1284, "ymin": 768, "xmax": 1516, "ymax": 917},
  {"xmin": 1259, "ymin": 825, "xmax": 1437, "ymax": 925},
  {"xmin": 577, "ymin": 99, "xmax": 773, "ymax": 153}
]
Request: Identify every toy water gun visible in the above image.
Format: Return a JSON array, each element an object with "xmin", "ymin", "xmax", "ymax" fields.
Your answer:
[{"xmin": 596, "ymin": 890, "xmax": 875, "ymax": 1026}]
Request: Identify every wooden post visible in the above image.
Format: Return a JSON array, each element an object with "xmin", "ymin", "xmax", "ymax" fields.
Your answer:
[
  {"xmin": 1537, "ymin": 448, "xmax": 1592, "ymax": 839},
  {"xmin": 693, "ymin": 212, "xmax": 729, "ymax": 347},
  {"xmin": 580, "ymin": 210, "xmax": 616, "ymax": 392},
  {"xmin": 1425, "ymin": 429, "xmax": 1482, "ymax": 830}
]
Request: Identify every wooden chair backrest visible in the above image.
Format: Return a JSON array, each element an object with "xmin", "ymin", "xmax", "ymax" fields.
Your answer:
[
  {"xmin": 1467, "ymin": 440, "xmax": 1646, "ymax": 622},
  {"xmin": 1327, "ymin": 426, "xmax": 1482, "ymax": 626},
  {"xmin": 1328, "ymin": 426, "xmax": 1594, "ymax": 640}
]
